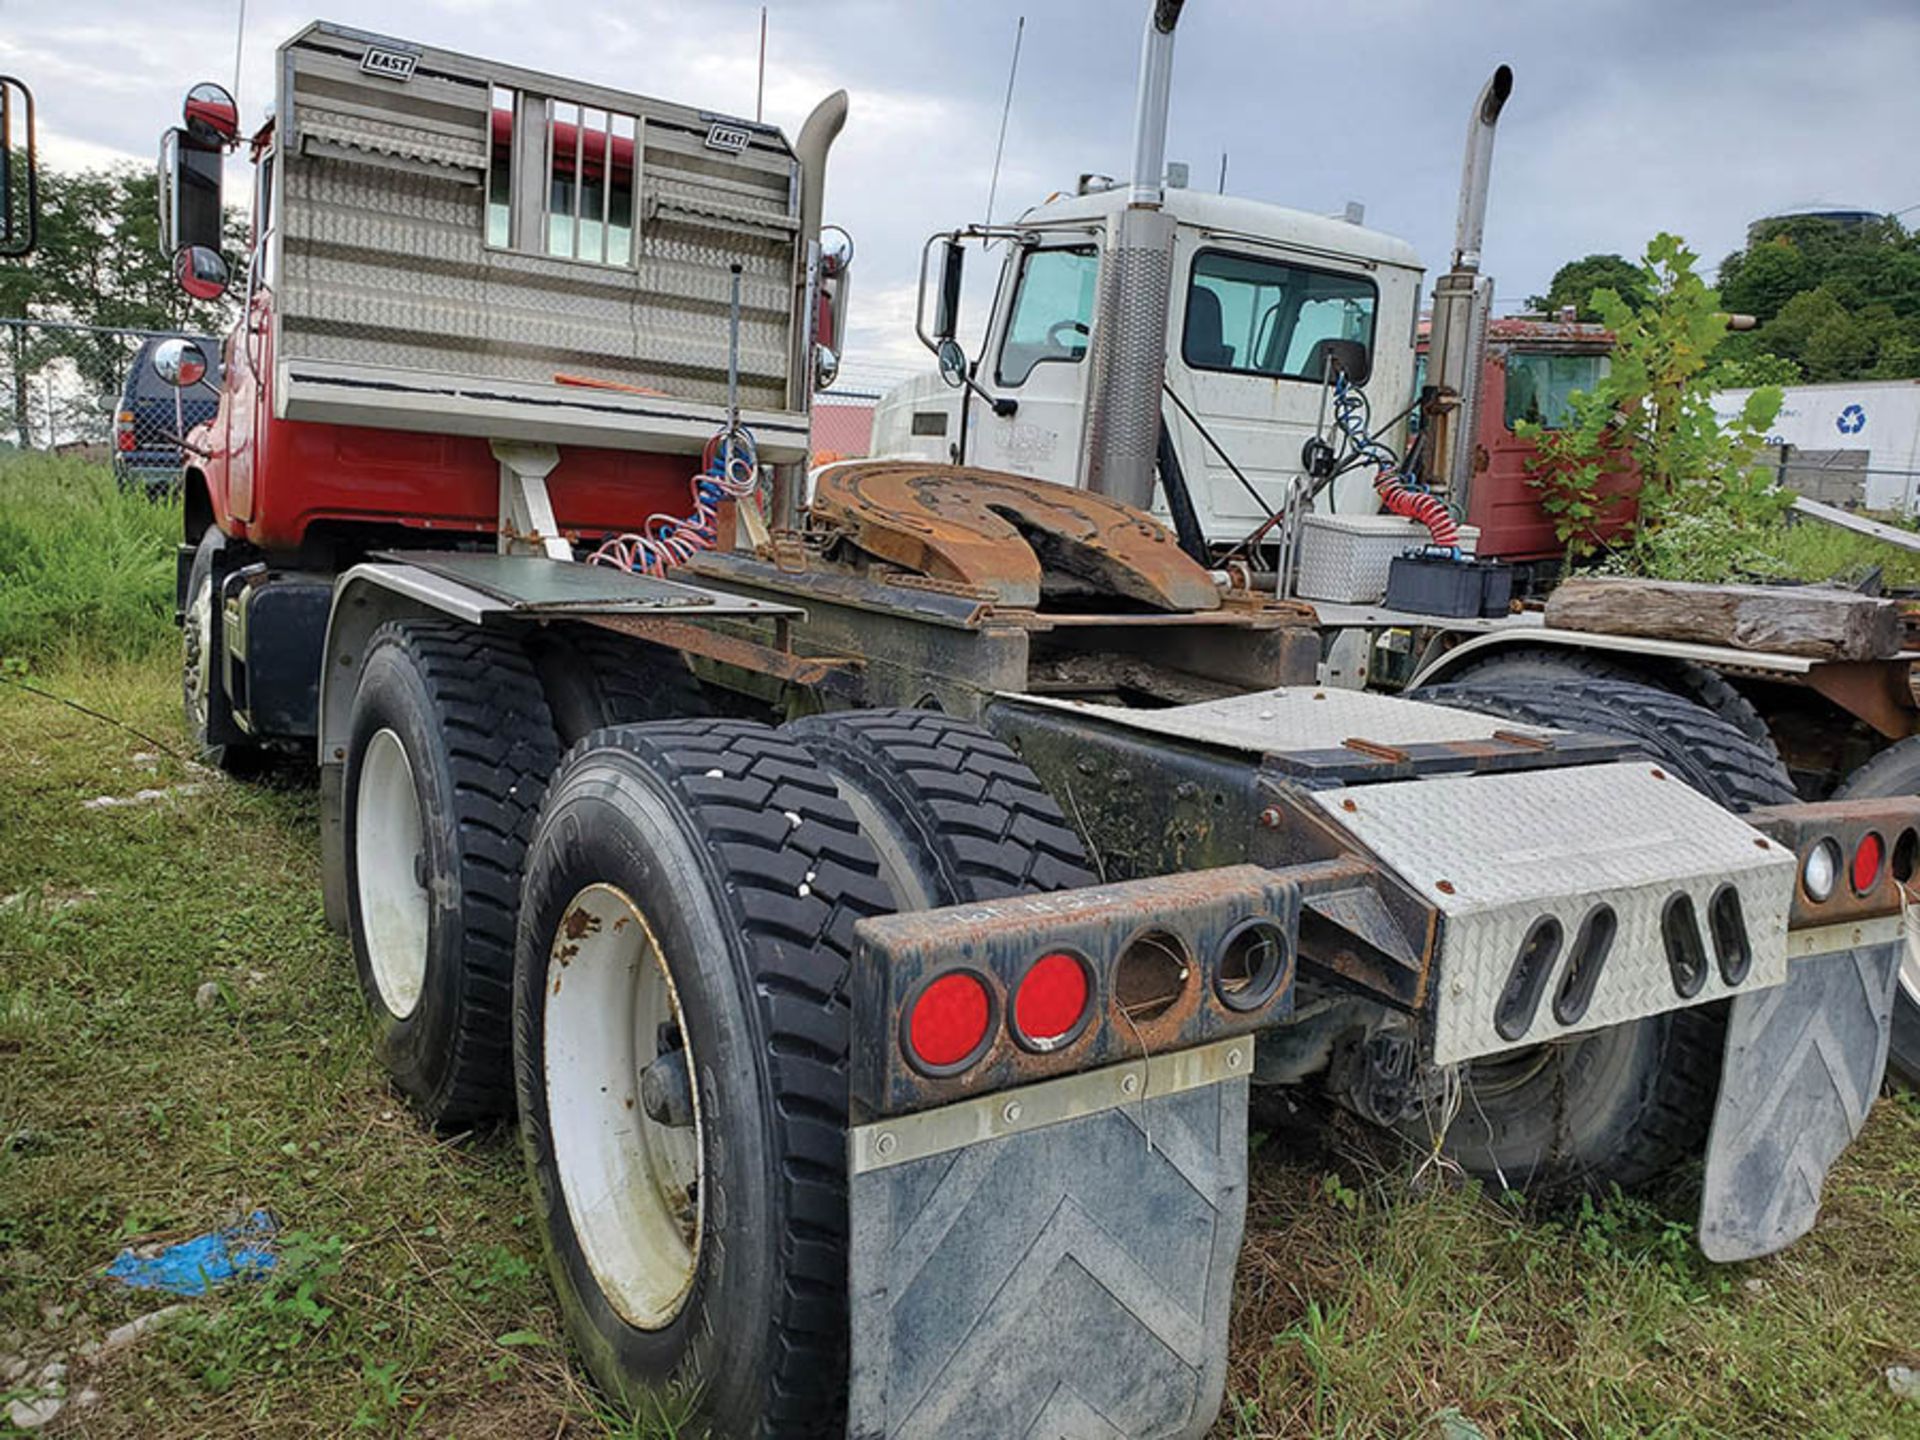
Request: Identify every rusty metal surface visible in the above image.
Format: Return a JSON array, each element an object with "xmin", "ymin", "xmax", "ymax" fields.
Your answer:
[
  {"xmin": 582, "ymin": 614, "xmax": 856, "ymax": 688},
  {"xmin": 810, "ymin": 461, "xmax": 1221, "ymax": 612},
  {"xmin": 1806, "ymin": 659, "xmax": 1919, "ymax": 740},
  {"xmin": 1745, "ymin": 795, "xmax": 1920, "ymax": 928},
  {"xmin": 849, "ymin": 863, "xmax": 1328, "ymax": 1119},
  {"xmin": 983, "ymin": 701, "xmax": 1443, "ymax": 1010}
]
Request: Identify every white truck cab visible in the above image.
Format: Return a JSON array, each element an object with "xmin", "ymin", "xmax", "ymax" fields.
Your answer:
[{"xmin": 870, "ymin": 184, "xmax": 1426, "ymax": 545}]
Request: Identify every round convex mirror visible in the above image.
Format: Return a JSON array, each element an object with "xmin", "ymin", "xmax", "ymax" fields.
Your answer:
[
  {"xmin": 172, "ymin": 245, "xmax": 230, "ymax": 301},
  {"xmin": 152, "ymin": 336, "xmax": 210, "ymax": 388},
  {"xmin": 184, "ymin": 82, "xmax": 240, "ymax": 146}
]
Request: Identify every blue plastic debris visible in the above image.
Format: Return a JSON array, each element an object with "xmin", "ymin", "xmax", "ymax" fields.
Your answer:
[{"xmin": 103, "ymin": 1210, "xmax": 279, "ymax": 1295}]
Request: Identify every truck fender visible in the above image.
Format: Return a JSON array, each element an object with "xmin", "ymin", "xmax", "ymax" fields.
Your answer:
[{"xmin": 1410, "ymin": 627, "xmax": 1816, "ymax": 689}]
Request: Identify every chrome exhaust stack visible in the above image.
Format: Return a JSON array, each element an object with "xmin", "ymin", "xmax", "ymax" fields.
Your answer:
[
  {"xmin": 1083, "ymin": 0, "xmax": 1185, "ymax": 510},
  {"xmin": 1422, "ymin": 64, "xmax": 1512, "ymax": 501}
]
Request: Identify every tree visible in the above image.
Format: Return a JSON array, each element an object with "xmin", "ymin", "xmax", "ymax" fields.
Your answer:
[
  {"xmin": 1, "ymin": 159, "xmax": 245, "ymax": 444},
  {"xmin": 1527, "ymin": 253, "xmax": 1648, "ymax": 321},
  {"xmin": 1712, "ymin": 215, "xmax": 1920, "ymax": 382},
  {"xmin": 1522, "ymin": 233, "xmax": 1784, "ymax": 569}
]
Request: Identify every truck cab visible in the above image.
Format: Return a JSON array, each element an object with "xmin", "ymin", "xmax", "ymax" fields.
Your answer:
[{"xmin": 870, "ymin": 185, "xmax": 1425, "ymax": 550}]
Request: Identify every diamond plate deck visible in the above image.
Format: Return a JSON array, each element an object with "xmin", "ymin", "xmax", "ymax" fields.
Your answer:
[
  {"xmin": 1310, "ymin": 761, "xmax": 1796, "ymax": 1064},
  {"xmin": 1012, "ymin": 687, "xmax": 1560, "ymax": 757}
]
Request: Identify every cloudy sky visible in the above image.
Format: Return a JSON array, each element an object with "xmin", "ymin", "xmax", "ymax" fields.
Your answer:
[{"xmin": 5, "ymin": 0, "xmax": 1916, "ymax": 390}]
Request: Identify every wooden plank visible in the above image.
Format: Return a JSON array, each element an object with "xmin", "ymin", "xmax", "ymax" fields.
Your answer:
[
  {"xmin": 1544, "ymin": 576, "xmax": 1905, "ymax": 661},
  {"xmin": 1790, "ymin": 495, "xmax": 1920, "ymax": 555}
]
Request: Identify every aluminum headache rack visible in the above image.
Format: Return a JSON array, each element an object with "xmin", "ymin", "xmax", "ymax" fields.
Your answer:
[{"xmin": 266, "ymin": 22, "xmax": 812, "ymax": 459}]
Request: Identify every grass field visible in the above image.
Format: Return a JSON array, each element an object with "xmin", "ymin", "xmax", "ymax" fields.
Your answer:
[{"xmin": 2, "ymin": 456, "xmax": 1918, "ymax": 1438}]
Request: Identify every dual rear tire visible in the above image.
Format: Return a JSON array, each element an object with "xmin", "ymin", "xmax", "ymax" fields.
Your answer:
[
  {"xmin": 510, "ymin": 711, "xmax": 1093, "ymax": 1435},
  {"xmin": 340, "ymin": 621, "xmax": 708, "ymax": 1128}
]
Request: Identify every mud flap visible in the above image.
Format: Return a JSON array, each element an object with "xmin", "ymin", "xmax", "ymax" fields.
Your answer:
[
  {"xmin": 1699, "ymin": 943, "xmax": 1901, "ymax": 1261},
  {"xmin": 846, "ymin": 1039, "xmax": 1248, "ymax": 1440}
]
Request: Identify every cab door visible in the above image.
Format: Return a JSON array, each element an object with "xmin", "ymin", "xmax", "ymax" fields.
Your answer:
[
  {"xmin": 966, "ymin": 237, "xmax": 1101, "ymax": 487},
  {"xmin": 226, "ymin": 148, "xmax": 276, "ymax": 525}
]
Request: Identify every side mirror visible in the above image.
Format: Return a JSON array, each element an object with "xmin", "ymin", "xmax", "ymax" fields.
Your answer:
[
  {"xmin": 183, "ymin": 82, "xmax": 240, "ymax": 147},
  {"xmin": 933, "ymin": 239, "xmax": 964, "ymax": 342},
  {"xmin": 813, "ymin": 343, "xmax": 840, "ymax": 391},
  {"xmin": 820, "ymin": 224, "xmax": 853, "ymax": 281},
  {"xmin": 1313, "ymin": 337, "xmax": 1372, "ymax": 387},
  {"xmin": 1, "ymin": 75, "xmax": 38, "ymax": 259},
  {"xmin": 157, "ymin": 128, "xmax": 224, "ymax": 259},
  {"xmin": 936, "ymin": 338, "xmax": 968, "ymax": 390},
  {"xmin": 172, "ymin": 245, "xmax": 230, "ymax": 301},
  {"xmin": 152, "ymin": 337, "xmax": 210, "ymax": 389}
]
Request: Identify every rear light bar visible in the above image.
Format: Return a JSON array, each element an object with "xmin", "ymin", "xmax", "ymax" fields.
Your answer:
[
  {"xmin": 1745, "ymin": 797, "xmax": 1920, "ymax": 927},
  {"xmin": 850, "ymin": 863, "xmax": 1352, "ymax": 1120}
]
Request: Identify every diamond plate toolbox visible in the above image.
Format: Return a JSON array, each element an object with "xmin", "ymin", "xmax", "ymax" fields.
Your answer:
[{"xmin": 1310, "ymin": 761, "xmax": 1795, "ymax": 1065}]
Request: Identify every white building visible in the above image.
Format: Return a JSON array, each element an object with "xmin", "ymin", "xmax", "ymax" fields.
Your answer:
[{"xmin": 1712, "ymin": 379, "xmax": 1920, "ymax": 513}]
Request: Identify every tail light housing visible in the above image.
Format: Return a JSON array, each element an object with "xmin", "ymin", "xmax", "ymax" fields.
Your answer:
[
  {"xmin": 1801, "ymin": 838, "xmax": 1840, "ymax": 903},
  {"xmin": 1011, "ymin": 951, "xmax": 1092, "ymax": 1051},
  {"xmin": 1851, "ymin": 832, "xmax": 1884, "ymax": 895},
  {"xmin": 115, "ymin": 409, "xmax": 135, "ymax": 451},
  {"xmin": 904, "ymin": 970, "xmax": 993, "ymax": 1074}
]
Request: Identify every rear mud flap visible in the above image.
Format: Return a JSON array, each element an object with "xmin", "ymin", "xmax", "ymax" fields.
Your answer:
[
  {"xmin": 1699, "ymin": 944, "xmax": 1901, "ymax": 1261},
  {"xmin": 847, "ymin": 1041, "xmax": 1248, "ymax": 1440}
]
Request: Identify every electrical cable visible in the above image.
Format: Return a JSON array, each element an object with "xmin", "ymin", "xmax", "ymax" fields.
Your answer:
[
  {"xmin": 588, "ymin": 423, "xmax": 762, "ymax": 577},
  {"xmin": 1329, "ymin": 374, "xmax": 1460, "ymax": 551}
]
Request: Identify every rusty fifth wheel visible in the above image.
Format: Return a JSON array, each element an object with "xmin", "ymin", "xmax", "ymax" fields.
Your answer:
[
  {"xmin": 342, "ymin": 620, "xmax": 557, "ymax": 1127},
  {"xmin": 511, "ymin": 721, "xmax": 889, "ymax": 1437}
]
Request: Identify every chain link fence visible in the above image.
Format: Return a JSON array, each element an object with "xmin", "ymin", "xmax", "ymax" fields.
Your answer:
[{"xmin": 2, "ymin": 317, "xmax": 218, "ymax": 490}]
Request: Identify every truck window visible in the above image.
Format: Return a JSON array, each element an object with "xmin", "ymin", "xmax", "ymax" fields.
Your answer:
[
  {"xmin": 1503, "ymin": 351, "xmax": 1608, "ymax": 430},
  {"xmin": 489, "ymin": 87, "xmax": 638, "ymax": 267},
  {"xmin": 1183, "ymin": 250, "xmax": 1376, "ymax": 383},
  {"xmin": 995, "ymin": 246, "xmax": 1098, "ymax": 387}
]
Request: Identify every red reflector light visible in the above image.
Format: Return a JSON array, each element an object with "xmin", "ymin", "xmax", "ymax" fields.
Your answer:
[
  {"xmin": 907, "ymin": 971, "xmax": 990, "ymax": 1070},
  {"xmin": 1014, "ymin": 952, "xmax": 1090, "ymax": 1048},
  {"xmin": 117, "ymin": 430, "xmax": 136, "ymax": 451},
  {"xmin": 1852, "ymin": 832, "xmax": 1884, "ymax": 894}
]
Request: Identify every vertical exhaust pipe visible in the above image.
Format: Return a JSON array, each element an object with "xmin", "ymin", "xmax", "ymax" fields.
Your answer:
[
  {"xmin": 1423, "ymin": 65, "xmax": 1512, "ymax": 501},
  {"xmin": 1083, "ymin": 0, "xmax": 1185, "ymax": 510},
  {"xmin": 1451, "ymin": 64, "xmax": 1512, "ymax": 274},
  {"xmin": 775, "ymin": 89, "xmax": 848, "ymax": 528}
]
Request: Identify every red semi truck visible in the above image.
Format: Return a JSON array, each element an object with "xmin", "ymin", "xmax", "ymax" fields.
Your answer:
[{"xmin": 144, "ymin": 15, "xmax": 1918, "ymax": 1437}]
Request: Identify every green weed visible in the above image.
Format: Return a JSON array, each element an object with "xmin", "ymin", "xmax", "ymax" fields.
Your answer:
[{"xmin": 0, "ymin": 452, "xmax": 180, "ymax": 668}]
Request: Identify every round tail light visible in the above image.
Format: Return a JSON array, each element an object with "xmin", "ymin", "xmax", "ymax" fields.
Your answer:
[
  {"xmin": 1802, "ymin": 838, "xmax": 1841, "ymax": 902},
  {"xmin": 1012, "ymin": 952, "xmax": 1091, "ymax": 1051},
  {"xmin": 906, "ymin": 971, "xmax": 992, "ymax": 1073},
  {"xmin": 1852, "ymin": 832, "xmax": 1885, "ymax": 895}
]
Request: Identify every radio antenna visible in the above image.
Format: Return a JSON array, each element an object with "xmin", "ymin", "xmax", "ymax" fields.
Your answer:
[
  {"xmin": 232, "ymin": 0, "xmax": 247, "ymax": 109},
  {"xmin": 983, "ymin": 15, "xmax": 1025, "ymax": 229},
  {"xmin": 755, "ymin": 7, "xmax": 767, "ymax": 123}
]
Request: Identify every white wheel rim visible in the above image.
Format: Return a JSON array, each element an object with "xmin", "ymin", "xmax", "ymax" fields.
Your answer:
[
  {"xmin": 545, "ymin": 883, "xmax": 703, "ymax": 1331},
  {"xmin": 184, "ymin": 575, "xmax": 213, "ymax": 731},
  {"xmin": 354, "ymin": 728, "xmax": 431, "ymax": 1019}
]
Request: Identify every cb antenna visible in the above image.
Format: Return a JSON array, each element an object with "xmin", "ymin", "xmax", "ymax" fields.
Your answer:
[
  {"xmin": 983, "ymin": 15, "xmax": 1025, "ymax": 229},
  {"xmin": 232, "ymin": 0, "xmax": 248, "ymax": 111},
  {"xmin": 755, "ymin": 7, "xmax": 767, "ymax": 124}
]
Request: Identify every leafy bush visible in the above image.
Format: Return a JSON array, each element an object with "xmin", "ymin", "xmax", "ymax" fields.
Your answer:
[
  {"xmin": 0, "ymin": 453, "xmax": 179, "ymax": 667},
  {"xmin": 1522, "ymin": 233, "xmax": 1787, "ymax": 571}
]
